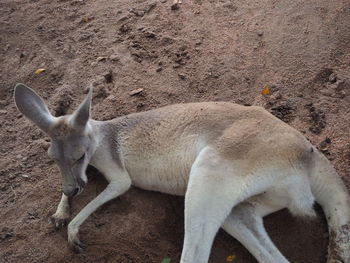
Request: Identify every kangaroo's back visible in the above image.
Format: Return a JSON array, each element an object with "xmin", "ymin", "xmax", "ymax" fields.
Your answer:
[{"xmin": 107, "ymin": 102, "xmax": 308, "ymax": 195}]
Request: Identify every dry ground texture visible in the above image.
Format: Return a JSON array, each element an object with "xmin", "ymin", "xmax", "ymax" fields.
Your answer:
[{"xmin": 1, "ymin": 0, "xmax": 350, "ymax": 262}]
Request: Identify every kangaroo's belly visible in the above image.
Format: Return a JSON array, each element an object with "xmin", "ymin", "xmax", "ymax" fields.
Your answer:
[
  {"xmin": 124, "ymin": 138, "xmax": 203, "ymax": 196},
  {"xmin": 127, "ymin": 157, "xmax": 191, "ymax": 196}
]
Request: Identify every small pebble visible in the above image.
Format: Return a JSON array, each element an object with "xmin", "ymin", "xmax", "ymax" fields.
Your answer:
[
  {"xmin": 178, "ymin": 73, "xmax": 186, "ymax": 80},
  {"xmin": 328, "ymin": 73, "xmax": 337, "ymax": 83},
  {"xmin": 96, "ymin": 56, "xmax": 107, "ymax": 61},
  {"xmin": 109, "ymin": 54, "xmax": 119, "ymax": 62},
  {"xmin": 129, "ymin": 88, "xmax": 144, "ymax": 96}
]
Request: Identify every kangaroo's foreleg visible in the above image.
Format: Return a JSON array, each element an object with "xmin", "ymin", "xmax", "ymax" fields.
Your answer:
[
  {"xmin": 67, "ymin": 169, "xmax": 131, "ymax": 252},
  {"xmin": 51, "ymin": 193, "xmax": 70, "ymax": 229},
  {"xmin": 222, "ymin": 195, "xmax": 289, "ymax": 263}
]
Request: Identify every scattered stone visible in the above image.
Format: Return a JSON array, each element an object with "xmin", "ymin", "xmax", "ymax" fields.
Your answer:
[
  {"xmin": 129, "ymin": 88, "xmax": 144, "ymax": 96},
  {"xmin": 0, "ymin": 227, "xmax": 13, "ymax": 241},
  {"xmin": 319, "ymin": 137, "xmax": 331, "ymax": 149},
  {"xmin": 160, "ymin": 0, "xmax": 167, "ymax": 3},
  {"xmin": 27, "ymin": 211, "xmax": 39, "ymax": 220},
  {"xmin": 144, "ymin": 31, "xmax": 156, "ymax": 38},
  {"xmin": 328, "ymin": 73, "xmax": 337, "ymax": 83},
  {"xmin": 119, "ymin": 24, "xmax": 131, "ymax": 33},
  {"xmin": 178, "ymin": 73, "xmax": 186, "ymax": 80},
  {"xmin": 156, "ymin": 67, "xmax": 163, "ymax": 72},
  {"xmin": 96, "ymin": 56, "xmax": 107, "ymax": 61},
  {"xmin": 257, "ymin": 32, "xmax": 263, "ymax": 37},
  {"xmin": 137, "ymin": 102, "xmax": 146, "ymax": 109},
  {"xmin": 109, "ymin": 54, "xmax": 119, "ymax": 62},
  {"xmin": 22, "ymin": 174, "xmax": 30, "ymax": 179},
  {"xmin": 195, "ymin": 40, "xmax": 202, "ymax": 45}
]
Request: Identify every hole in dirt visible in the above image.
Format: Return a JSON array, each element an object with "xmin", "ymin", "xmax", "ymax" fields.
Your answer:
[{"xmin": 314, "ymin": 68, "xmax": 334, "ymax": 83}]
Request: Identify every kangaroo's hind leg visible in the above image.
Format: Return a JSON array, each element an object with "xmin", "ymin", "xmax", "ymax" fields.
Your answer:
[
  {"xmin": 180, "ymin": 147, "xmax": 271, "ymax": 263},
  {"xmin": 222, "ymin": 193, "xmax": 290, "ymax": 263},
  {"xmin": 222, "ymin": 169, "xmax": 317, "ymax": 263}
]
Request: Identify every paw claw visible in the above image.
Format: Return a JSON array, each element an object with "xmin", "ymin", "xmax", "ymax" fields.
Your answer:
[
  {"xmin": 68, "ymin": 226, "xmax": 86, "ymax": 253},
  {"xmin": 51, "ymin": 215, "xmax": 69, "ymax": 230},
  {"xmin": 69, "ymin": 237, "xmax": 86, "ymax": 253}
]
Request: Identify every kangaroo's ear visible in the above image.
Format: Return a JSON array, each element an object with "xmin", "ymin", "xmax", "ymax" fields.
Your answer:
[
  {"xmin": 70, "ymin": 87, "xmax": 93, "ymax": 129},
  {"xmin": 14, "ymin": 83, "xmax": 56, "ymax": 133}
]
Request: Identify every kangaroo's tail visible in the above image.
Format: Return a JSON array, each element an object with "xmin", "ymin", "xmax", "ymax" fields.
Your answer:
[{"xmin": 310, "ymin": 149, "xmax": 350, "ymax": 263}]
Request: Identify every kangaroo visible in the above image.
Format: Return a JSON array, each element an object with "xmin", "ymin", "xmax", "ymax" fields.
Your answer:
[{"xmin": 14, "ymin": 83, "xmax": 350, "ymax": 263}]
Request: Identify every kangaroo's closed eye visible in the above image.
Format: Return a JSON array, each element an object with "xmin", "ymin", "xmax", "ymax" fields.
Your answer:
[{"xmin": 76, "ymin": 153, "xmax": 85, "ymax": 162}]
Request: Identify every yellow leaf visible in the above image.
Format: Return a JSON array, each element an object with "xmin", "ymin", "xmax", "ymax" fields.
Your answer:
[
  {"xmin": 226, "ymin": 255, "xmax": 236, "ymax": 262},
  {"xmin": 261, "ymin": 85, "xmax": 270, "ymax": 95},
  {"xmin": 34, "ymin": 68, "xmax": 46, "ymax": 74}
]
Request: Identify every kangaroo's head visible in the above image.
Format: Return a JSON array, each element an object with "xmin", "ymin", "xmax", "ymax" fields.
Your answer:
[{"xmin": 14, "ymin": 84, "xmax": 97, "ymax": 197}]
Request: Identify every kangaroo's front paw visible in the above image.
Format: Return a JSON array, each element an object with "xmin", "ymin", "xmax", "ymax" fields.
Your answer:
[
  {"xmin": 68, "ymin": 224, "xmax": 86, "ymax": 253},
  {"xmin": 51, "ymin": 213, "xmax": 69, "ymax": 230}
]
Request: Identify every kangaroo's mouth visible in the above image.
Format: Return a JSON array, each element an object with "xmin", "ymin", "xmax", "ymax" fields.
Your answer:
[
  {"xmin": 71, "ymin": 187, "xmax": 80, "ymax": 197},
  {"xmin": 63, "ymin": 186, "xmax": 83, "ymax": 197},
  {"xmin": 76, "ymin": 186, "xmax": 84, "ymax": 196},
  {"xmin": 63, "ymin": 178, "xmax": 86, "ymax": 197}
]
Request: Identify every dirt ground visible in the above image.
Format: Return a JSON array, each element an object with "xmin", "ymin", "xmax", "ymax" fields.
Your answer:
[{"xmin": 1, "ymin": 0, "xmax": 350, "ymax": 262}]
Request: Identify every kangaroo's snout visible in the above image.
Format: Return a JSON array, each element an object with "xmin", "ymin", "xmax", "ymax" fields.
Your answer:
[
  {"xmin": 63, "ymin": 178, "xmax": 86, "ymax": 197},
  {"xmin": 63, "ymin": 185, "xmax": 80, "ymax": 197}
]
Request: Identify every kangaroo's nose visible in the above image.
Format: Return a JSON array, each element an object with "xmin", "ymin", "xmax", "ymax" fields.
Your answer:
[
  {"xmin": 63, "ymin": 187, "xmax": 80, "ymax": 197},
  {"xmin": 71, "ymin": 187, "xmax": 79, "ymax": 196}
]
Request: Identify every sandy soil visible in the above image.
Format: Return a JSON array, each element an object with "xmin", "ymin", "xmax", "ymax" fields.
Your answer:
[{"xmin": 1, "ymin": 0, "xmax": 349, "ymax": 262}]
